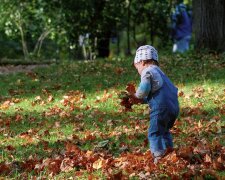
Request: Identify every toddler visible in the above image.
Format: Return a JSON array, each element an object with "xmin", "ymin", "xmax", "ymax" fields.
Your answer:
[{"xmin": 129, "ymin": 45, "xmax": 179, "ymax": 163}]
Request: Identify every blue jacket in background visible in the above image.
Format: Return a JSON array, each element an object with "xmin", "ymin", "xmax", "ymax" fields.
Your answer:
[{"xmin": 171, "ymin": 3, "xmax": 192, "ymax": 41}]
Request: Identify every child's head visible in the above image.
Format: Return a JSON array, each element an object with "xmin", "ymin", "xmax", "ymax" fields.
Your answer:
[{"xmin": 133, "ymin": 45, "xmax": 159, "ymax": 75}]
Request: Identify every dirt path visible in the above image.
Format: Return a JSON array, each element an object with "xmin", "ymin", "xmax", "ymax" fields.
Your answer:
[{"xmin": 0, "ymin": 64, "xmax": 49, "ymax": 75}]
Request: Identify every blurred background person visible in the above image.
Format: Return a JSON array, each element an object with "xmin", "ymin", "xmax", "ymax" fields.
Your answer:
[{"xmin": 171, "ymin": 1, "xmax": 192, "ymax": 53}]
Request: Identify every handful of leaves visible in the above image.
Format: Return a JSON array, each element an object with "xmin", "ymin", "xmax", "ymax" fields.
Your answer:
[
  {"xmin": 118, "ymin": 91, "xmax": 133, "ymax": 110},
  {"xmin": 118, "ymin": 83, "xmax": 143, "ymax": 110}
]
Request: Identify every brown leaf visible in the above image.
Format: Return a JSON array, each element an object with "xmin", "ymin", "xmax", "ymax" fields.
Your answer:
[
  {"xmin": 19, "ymin": 132, "xmax": 34, "ymax": 143},
  {"xmin": 65, "ymin": 142, "xmax": 81, "ymax": 154},
  {"xmin": 178, "ymin": 91, "xmax": 184, "ymax": 97},
  {"xmin": 21, "ymin": 159, "xmax": 40, "ymax": 172},
  {"xmin": 75, "ymin": 171, "xmax": 84, "ymax": 176},
  {"xmin": 84, "ymin": 132, "xmax": 96, "ymax": 141},
  {"xmin": 126, "ymin": 83, "xmax": 136, "ymax": 94},
  {"xmin": 212, "ymin": 161, "xmax": 225, "ymax": 170},
  {"xmin": 164, "ymin": 151, "xmax": 179, "ymax": 163},
  {"xmin": 115, "ymin": 67, "xmax": 124, "ymax": 75},
  {"xmin": 193, "ymin": 142, "xmax": 210, "ymax": 155},
  {"xmin": 0, "ymin": 162, "xmax": 11, "ymax": 175},
  {"xmin": 176, "ymin": 146, "xmax": 194, "ymax": 161},
  {"xmin": 48, "ymin": 159, "xmax": 62, "ymax": 175},
  {"xmin": 60, "ymin": 158, "xmax": 74, "ymax": 172},
  {"xmin": 128, "ymin": 94, "xmax": 143, "ymax": 105},
  {"xmin": 6, "ymin": 145, "xmax": 15, "ymax": 151},
  {"xmin": 43, "ymin": 130, "xmax": 50, "ymax": 136},
  {"xmin": 108, "ymin": 171, "xmax": 127, "ymax": 180},
  {"xmin": 120, "ymin": 97, "xmax": 133, "ymax": 110}
]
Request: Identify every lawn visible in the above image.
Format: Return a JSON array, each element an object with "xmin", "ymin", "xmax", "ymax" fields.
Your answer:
[{"xmin": 0, "ymin": 52, "xmax": 225, "ymax": 179}]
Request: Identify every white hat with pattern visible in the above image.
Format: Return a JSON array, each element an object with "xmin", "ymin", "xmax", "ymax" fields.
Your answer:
[{"xmin": 134, "ymin": 45, "xmax": 158, "ymax": 64}]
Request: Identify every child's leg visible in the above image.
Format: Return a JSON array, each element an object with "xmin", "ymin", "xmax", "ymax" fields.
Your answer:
[
  {"xmin": 148, "ymin": 131, "xmax": 166, "ymax": 164},
  {"xmin": 148, "ymin": 131, "xmax": 165, "ymax": 157},
  {"xmin": 163, "ymin": 113, "xmax": 178, "ymax": 148},
  {"xmin": 162, "ymin": 131, "xmax": 173, "ymax": 148},
  {"xmin": 148, "ymin": 108, "xmax": 175, "ymax": 162}
]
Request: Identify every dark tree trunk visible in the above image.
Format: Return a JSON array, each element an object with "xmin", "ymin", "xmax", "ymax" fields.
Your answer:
[
  {"xmin": 150, "ymin": 18, "xmax": 154, "ymax": 45},
  {"xmin": 193, "ymin": 0, "xmax": 225, "ymax": 52},
  {"xmin": 116, "ymin": 31, "xmax": 120, "ymax": 55},
  {"xmin": 126, "ymin": 0, "xmax": 131, "ymax": 55},
  {"xmin": 97, "ymin": 31, "xmax": 111, "ymax": 58}
]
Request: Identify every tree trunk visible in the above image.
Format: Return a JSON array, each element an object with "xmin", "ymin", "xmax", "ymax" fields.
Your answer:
[
  {"xmin": 97, "ymin": 31, "xmax": 111, "ymax": 58},
  {"xmin": 117, "ymin": 31, "xmax": 120, "ymax": 55},
  {"xmin": 193, "ymin": 0, "xmax": 225, "ymax": 52},
  {"xmin": 33, "ymin": 29, "xmax": 52, "ymax": 57},
  {"xmin": 126, "ymin": 0, "xmax": 131, "ymax": 55},
  {"xmin": 150, "ymin": 17, "xmax": 154, "ymax": 45}
]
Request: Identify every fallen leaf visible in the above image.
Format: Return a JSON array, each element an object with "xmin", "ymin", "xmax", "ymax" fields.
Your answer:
[{"xmin": 93, "ymin": 159, "xmax": 103, "ymax": 170}]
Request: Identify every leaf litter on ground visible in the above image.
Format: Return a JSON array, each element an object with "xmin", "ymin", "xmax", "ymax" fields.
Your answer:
[{"xmin": 0, "ymin": 53, "xmax": 225, "ymax": 179}]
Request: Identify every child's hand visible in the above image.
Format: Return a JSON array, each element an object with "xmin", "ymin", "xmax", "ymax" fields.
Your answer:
[{"xmin": 118, "ymin": 83, "xmax": 142, "ymax": 110}]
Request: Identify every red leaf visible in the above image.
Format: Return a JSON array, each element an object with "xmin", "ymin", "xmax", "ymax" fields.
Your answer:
[
  {"xmin": 126, "ymin": 83, "xmax": 136, "ymax": 94},
  {"xmin": 6, "ymin": 145, "xmax": 15, "ymax": 151},
  {"xmin": 47, "ymin": 159, "xmax": 62, "ymax": 175},
  {"xmin": 0, "ymin": 162, "xmax": 11, "ymax": 175},
  {"xmin": 120, "ymin": 97, "xmax": 132, "ymax": 110},
  {"xmin": 21, "ymin": 159, "xmax": 40, "ymax": 172}
]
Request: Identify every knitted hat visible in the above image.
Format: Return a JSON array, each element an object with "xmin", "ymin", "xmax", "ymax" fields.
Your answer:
[{"xmin": 134, "ymin": 45, "xmax": 158, "ymax": 64}]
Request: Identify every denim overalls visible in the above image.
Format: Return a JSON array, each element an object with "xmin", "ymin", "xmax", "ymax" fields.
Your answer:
[{"xmin": 146, "ymin": 67, "xmax": 179, "ymax": 158}]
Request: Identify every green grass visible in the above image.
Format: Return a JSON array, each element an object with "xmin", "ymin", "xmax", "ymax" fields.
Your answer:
[{"xmin": 0, "ymin": 52, "xmax": 225, "ymax": 179}]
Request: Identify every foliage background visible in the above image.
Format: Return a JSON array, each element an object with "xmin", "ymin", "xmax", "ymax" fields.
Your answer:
[{"xmin": 0, "ymin": 0, "xmax": 193, "ymax": 61}]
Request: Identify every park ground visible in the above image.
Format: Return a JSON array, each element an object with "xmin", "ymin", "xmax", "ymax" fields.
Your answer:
[{"xmin": 0, "ymin": 52, "xmax": 225, "ymax": 179}]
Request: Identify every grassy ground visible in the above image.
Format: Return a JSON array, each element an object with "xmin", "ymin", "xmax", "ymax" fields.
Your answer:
[{"xmin": 0, "ymin": 52, "xmax": 225, "ymax": 179}]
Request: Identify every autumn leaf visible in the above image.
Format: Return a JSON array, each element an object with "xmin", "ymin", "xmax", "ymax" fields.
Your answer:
[
  {"xmin": 6, "ymin": 145, "xmax": 15, "ymax": 151},
  {"xmin": 126, "ymin": 83, "xmax": 136, "ymax": 94},
  {"xmin": 60, "ymin": 158, "xmax": 75, "ymax": 172},
  {"xmin": 47, "ymin": 95, "xmax": 54, "ymax": 102},
  {"xmin": 19, "ymin": 132, "xmax": 34, "ymax": 143},
  {"xmin": 93, "ymin": 159, "xmax": 104, "ymax": 169},
  {"xmin": 119, "ymin": 96, "xmax": 133, "ymax": 110},
  {"xmin": 21, "ymin": 159, "xmax": 40, "ymax": 172},
  {"xmin": 176, "ymin": 146, "xmax": 194, "ymax": 161},
  {"xmin": 44, "ymin": 159, "xmax": 62, "ymax": 175},
  {"xmin": 0, "ymin": 162, "xmax": 11, "ymax": 175},
  {"xmin": 114, "ymin": 67, "xmax": 124, "ymax": 75},
  {"xmin": 213, "ymin": 160, "xmax": 225, "ymax": 170}
]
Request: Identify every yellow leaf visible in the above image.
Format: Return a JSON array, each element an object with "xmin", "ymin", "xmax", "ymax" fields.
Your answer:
[{"xmin": 93, "ymin": 159, "xmax": 103, "ymax": 170}]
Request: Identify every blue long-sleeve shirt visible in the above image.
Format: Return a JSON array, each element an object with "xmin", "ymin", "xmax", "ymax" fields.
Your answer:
[
  {"xmin": 135, "ymin": 65, "xmax": 163, "ymax": 102},
  {"xmin": 135, "ymin": 65, "xmax": 179, "ymax": 116}
]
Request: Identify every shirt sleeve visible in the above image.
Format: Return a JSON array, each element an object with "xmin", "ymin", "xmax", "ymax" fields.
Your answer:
[{"xmin": 135, "ymin": 71, "xmax": 151, "ymax": 99}]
